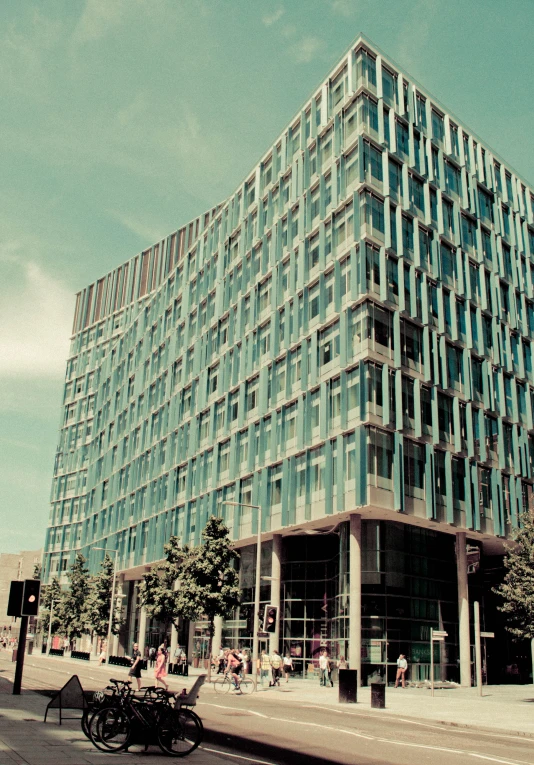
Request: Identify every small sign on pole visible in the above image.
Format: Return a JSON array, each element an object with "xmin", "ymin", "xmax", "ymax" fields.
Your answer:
[{"xmin": 430, "ymin": 629, "xmax": 448, "ymax": 696}]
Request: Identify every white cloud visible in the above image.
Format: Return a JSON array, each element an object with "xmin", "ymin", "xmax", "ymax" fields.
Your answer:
[
  {"xmin": 292, "ymin": 36, "xmax": 324, "ymax": 64},
  {"xmin": 394, "ymin": 0, "xmax": 439, "ymax": 77},
  {"xmin": 262, "ymin": 7, "xmax": 285, "ymax": 26},
  {"xmin": 71, "ymin": 0, "xmax": 138, "ymax": 45},
  {"xmin": 109, "ymin": 209, "xmax": 168, "ymax": 245},
  {"xmin": 0, "ymin": 248, "xmax": 73, "ymax": 379}
]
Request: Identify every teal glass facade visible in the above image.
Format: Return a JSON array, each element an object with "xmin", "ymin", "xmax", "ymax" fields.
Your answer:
[{"xmin": 44, "ymin": 34, "xmax": 534, "ymax": 678}]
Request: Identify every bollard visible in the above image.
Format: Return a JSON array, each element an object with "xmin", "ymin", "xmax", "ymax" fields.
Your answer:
[
  {"xmin": 338, "ymin": 669, "xmax": 358, "ymax": 703},
  {"xmin": 370, "ymin": 682, "xmax": 386, "ymax": 708}
]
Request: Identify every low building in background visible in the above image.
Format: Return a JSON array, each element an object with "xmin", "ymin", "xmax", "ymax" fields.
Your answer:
[{"xmin": 42, "ymin": 33, "xmax": 534, "ymax": 684}]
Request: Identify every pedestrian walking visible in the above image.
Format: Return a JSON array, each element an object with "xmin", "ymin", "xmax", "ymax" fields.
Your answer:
[
  {"xmin": 259, "ymin": 650, "xmax": 271, "ymax": 684},
  {"xmin": 127, "ymin": 642, "xmax": 143, "ymax": 690},
  {"xmin": 395, "ymin": 654, "xmax": 408, "ymax": 688},
  {"xmin": 148, "ymin": 645, "xmax": 156, "ymax": 668},
  {"xmin": 283, "ymin": 652, "xmax": 293, "ymax": 682},
  {"xmin": 155, "ymin": 644, "xmax": 169, "ymax": 690},
  {"xmin": 98, "ymin": 642, "xmax": 107, "ymax": 666},
  {"xmin": 337, "ymin": 656, "xmax": 348, "ymax": 670},
  {"xmin": 270, "ymin": 650, "xmax": 282, "ymax": 687}
]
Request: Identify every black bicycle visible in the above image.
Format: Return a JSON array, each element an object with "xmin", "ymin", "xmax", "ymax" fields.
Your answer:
[
  {"xmin": 88, "ymin": 681, "xmax": 202, "ymax": 756},
  {"xmin": 81, "ymin": 678, "xmax": 130, "ymax": 740}
]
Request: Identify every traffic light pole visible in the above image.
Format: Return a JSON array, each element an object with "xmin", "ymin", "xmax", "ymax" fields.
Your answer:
[{"xmin": 13, "ymin": 615, "xmax": 28, "ymax": 695}]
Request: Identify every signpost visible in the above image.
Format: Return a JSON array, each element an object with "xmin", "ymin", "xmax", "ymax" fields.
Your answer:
[
  {"xmin": 430, "ymin": 629, "xmax": 448, "ymax": 697},
  {"xmin": 474, "ymin": 603, "xmax": 494, "ymax": 696}
]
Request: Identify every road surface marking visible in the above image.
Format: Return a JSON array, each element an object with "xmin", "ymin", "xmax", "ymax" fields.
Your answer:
[
  {"xmin": 299, "ymin": 704, "xmax": 530, "ymax": 744},
  {"xmin": 201, "ymin": 746, "xmax": 278, "ymax": 764}
]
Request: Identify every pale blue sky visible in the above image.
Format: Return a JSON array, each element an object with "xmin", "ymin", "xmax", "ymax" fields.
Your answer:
[{"xmin": 1, "ymin": 0, "xmax": 533, "ymax": 553}]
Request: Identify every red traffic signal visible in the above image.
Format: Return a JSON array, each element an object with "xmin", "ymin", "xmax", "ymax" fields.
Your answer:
[
  {"xmin": 21, "ymin": 580, "xmax": 41, "ymax": 617},
  {"xmin": 263, "ymin": 605, "xmax": 278, "ymax": 633}
]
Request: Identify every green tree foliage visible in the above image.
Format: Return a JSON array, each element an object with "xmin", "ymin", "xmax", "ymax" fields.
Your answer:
[
  {"xmin": 176, "ymin": 516, "xmax": 240, "ymax": 681},
  {"xmin": 494, "ymin": 512, "xmax": 534, "ymax": 640},
  {"xmin": 86, "ymin": 554, "xmax": 123, "ymax": 639},
  {"xmin": 137, "ymin": 536, "xmax": 186, "ymax": 633},
  {"xmin": 33, "ymin": 563, "xmax": 42, "ymax": 580},
  {"xmin": 39, "ymin": 576, "xmax": 62, "ymax": 635},
  {"xmin": 58, "ymin": 553, "xmax": 91, "ymax": 642}
]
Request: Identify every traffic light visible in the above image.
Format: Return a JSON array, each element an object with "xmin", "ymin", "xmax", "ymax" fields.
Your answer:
[
  {"xmin": 7, "ymin": 581, "xmax": 24, "ymax": 617},
  {"xmin": 263, "ymin": 605, "xmax": 278, "ymax": 633},
  {"xmin": 21, "ymin": 580, "xmax": 41, "ymax": 617}
]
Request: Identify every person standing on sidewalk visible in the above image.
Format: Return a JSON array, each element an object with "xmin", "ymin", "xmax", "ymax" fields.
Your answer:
[
  {"xmin": 319, "ymin": 649, "xmax": 333, "ymax": 686},
  {"xmin": 395, "ymin": 654, "xmax": 408, "ymax": 688}
]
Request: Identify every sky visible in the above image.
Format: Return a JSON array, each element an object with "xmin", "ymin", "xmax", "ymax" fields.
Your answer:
[{"xmin": 1, "ymin": 0, "xmax": 533, "ymax": 554}]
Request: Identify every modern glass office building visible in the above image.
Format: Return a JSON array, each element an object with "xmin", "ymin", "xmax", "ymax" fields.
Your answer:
[{"xmin": 43, "ymin": 34, "xmax": 534, "ymax": 684}]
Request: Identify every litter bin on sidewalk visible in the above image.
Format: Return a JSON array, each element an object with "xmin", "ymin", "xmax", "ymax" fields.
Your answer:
[
  {"xmin": 338, "ymin": 669, "xmax": 357, "ymax": 703},
  {"xmin": 371, "ymin": 682, "xmax": 386, "ymax": 708}
]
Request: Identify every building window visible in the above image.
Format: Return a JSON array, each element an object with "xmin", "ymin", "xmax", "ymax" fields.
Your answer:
[{"xmin": 367, "ymin": 427, "xmax": 393, "ymax": 491}]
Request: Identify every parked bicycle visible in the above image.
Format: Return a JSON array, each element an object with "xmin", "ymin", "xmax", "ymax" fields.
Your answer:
[{"xmin": 87, "ymin": 676, "xmax": 205, "ymax": 756}]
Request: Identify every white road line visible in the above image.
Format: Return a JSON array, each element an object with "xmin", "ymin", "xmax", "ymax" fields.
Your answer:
[
  {"xmin": 201, "ymin": 746, "xmax": 278, "ymax": 765},
  {"xmin": 202, "ymin": 702, "xmax": 528, "ymax": 765},
  {"xmin": 203, "ymin": 703, "xmax": 268, "ymax": 718},
  {"xmin": 299, "ymin": 703, "xmax": 530, "ymax": 743}
]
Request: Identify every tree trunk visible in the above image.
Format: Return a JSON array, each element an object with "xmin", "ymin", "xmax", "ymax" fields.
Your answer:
[{"xmin": 207, "ymin": 618, "xmax": 214, "ymax": 683}]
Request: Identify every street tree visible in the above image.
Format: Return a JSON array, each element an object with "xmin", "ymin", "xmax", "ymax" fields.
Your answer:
[
  {"xmin": 494, "ymin": 511, "xmax": 534, "ymax": 640},
  {"xmin": 58, "ymin": 553, "xmax": 91, "ymax": 644},
  {"xmin": 137, "ymin": 536, "xmax": 186, "ymax": 636},
  {"xmin": 86, "ymin": 554, "xmax": 124, "ymax": 644},
  {"xmin": 176, "ymin": 516, "xmax": 240, "ymax": 681},
  {"xmin": 39, "ymin": 576, "xmax": 62, "ymax": 636}
]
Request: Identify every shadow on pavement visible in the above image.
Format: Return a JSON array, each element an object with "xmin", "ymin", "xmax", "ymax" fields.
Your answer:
[{"xmin": 202, "ymin": 727, "xmax": 373, "ymax": 765}]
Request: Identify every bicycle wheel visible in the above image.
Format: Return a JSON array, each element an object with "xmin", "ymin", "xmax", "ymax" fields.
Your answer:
[
  {"xmin": 157, "ymin": 708, "xmax": 202, "ymax": 756},
  {"xmin": 213, "ymin": 676, "xmax": 230, "ymax": 694},
  {"xmin": 239, "ymin": 678, "xmax": 254, "ymax": 694},
  {"xmin": 81, "ymin": 708, "xmax": 91, "ymax": 739},
  {"xmin": 91, "ymin": 707, "xmax": 131, "ymax": 752}
]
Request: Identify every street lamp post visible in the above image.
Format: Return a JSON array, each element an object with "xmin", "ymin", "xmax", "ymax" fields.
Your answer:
[
  {"xmin": 93, "ymin": 547, "xmax": 119, "ymax": 661},
  {"xmin": 222, "ymin": 501, "xmax": 262, "ymax": 689},
  {"xmin": 46, "ymin": 599, "xmax": 54, "ymax": 656}
]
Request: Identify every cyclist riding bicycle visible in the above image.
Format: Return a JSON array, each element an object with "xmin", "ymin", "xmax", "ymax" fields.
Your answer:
[{"xmin": 226, "ymin": 650, "xmax": 243, "ymax": 693}]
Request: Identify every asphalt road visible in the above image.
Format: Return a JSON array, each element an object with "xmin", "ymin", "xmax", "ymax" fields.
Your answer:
[{"xmin": 1, "ymin": 653, "xmax": 532, "ymax": 765}]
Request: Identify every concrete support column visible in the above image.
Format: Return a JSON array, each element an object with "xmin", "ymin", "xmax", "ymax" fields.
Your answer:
[
  {"xmin": 269, "ymin": 534, "xmax": 282, "ymax": 655},
  {"xmin": 456, "ymin": 532, "xmax": 471, "ymax": 687},
  {"xmin": 349, "ymin": 514, "xmax": 362, "ymax": 685},
  {"xmin": 212, "ymin": 616, "xmax": 223, "ymax": 656},
  {"xmin": 138, "ymin": 607, "xmax": 147, "ymax": 655}
]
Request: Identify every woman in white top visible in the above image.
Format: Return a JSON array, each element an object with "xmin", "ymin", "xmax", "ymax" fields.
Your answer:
[{"xmin": 283, "ymin": 653, "xmax": 293, "ymax": 682}]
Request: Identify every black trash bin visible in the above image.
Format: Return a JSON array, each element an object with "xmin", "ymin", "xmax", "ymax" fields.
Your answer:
[
  {"xmin": 371, "ymin": 682, "xmax": 386, "ymax": 708},
  {"xmin": 338, "ymin": 669, "xmax": 357, "ymax": 703}
]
